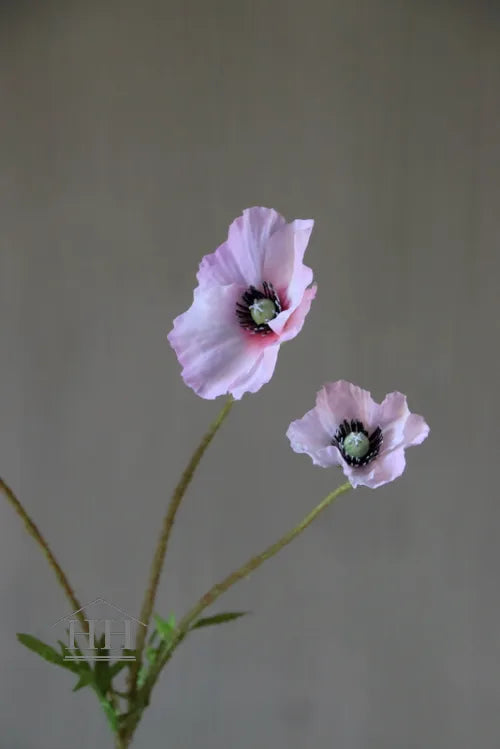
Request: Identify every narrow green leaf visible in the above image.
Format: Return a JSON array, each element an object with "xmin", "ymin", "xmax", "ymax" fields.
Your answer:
[
  {"xmin": 153, "ymin": 613, "xmax": 176, "ymax": 641},
  {"xmin": 136, "ymin": 664, "xmax": 149, "ymax": 690},
  {"xmin": 191, "ymin": 612, "xmax": 249, "ymax": 630},
  {"xmin": 98, "ymin": 694, "xmax": 119, "ymax": 733},
  {"xmin": 145, "ymin": 646, "xmax": 157, "ymax": 664},
  {"xmin": 17, "ymin": 633, "xmax": 64, "ymax": 666},
  {"xmin": 94, "ymin": 660, "xmax": 112, "ymax": 693},
  {"xmin": 72, "ymin": 672, "xmax": 95, "ymax": 692}
]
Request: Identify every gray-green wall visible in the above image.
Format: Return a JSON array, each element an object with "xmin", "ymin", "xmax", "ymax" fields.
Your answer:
[{"xmin": 1, "ymin": 1, "xmax": 499, "ymax": 747}]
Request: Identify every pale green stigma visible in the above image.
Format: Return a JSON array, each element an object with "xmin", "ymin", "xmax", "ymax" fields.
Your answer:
[
  {"xmin": 343, "ymin": 431, "xmax": 370, "ymax": 459},
  {"xmin": 249, "ymin": 298, "xmax": 277, "ymax": 326}
]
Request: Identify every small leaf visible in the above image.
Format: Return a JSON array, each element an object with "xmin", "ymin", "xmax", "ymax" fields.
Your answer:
[
  {"xmin": 153, "ymin": 613, "xmax": 176, "ymax": 641},
  {"xmin": 98, "ymin": 694, "xmax": 119, "ymax": 733},
  {"xmin": 191, "ymin": 612, "xmax": 249, "ymax": 630},
  {"xmin": 72, "ymin": 672, "xmax": 95, "ymax": 692},
  {"xmin": 17, "ymin": 634, "xmax": 64, "ymax": 665},
  {"xmin": 145, "ymin": 646, "xmax": 157, "ymax": 664},
  {"xmin": 94, "ymin": 660, "xmax": 112, "ymax": 693},
  {"xmin": 136, "ymin": 664, "xmax": 149, "ymax": 690}
]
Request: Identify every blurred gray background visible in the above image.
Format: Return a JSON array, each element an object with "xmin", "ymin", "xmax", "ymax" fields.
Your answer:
[{"xmin": 1, "ymin": 0, "xmax": 499, "ymax": 747}]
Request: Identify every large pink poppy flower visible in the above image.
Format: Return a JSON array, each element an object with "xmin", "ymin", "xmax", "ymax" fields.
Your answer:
[
  {"xmin": 168, "ymin": 207, "xmax": 316, "ymax": 399},
  {"xmin": 286, "ymin": 380, "xmax": 429, "ymax": 489}
]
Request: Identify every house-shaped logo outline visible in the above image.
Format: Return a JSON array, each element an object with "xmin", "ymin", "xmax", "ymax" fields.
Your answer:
[
  {"xmin": 51, "ymin": 598, "xmax": 146, "ymax": 661},
  {"xmin": 51, "ymin": 597, "xmax": 146, "ymax": 628}
]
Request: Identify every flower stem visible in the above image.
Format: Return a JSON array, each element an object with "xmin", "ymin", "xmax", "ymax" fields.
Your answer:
[
  {"xmin": 129, "ymin": 395, "xmax": 234, "ymax": 693},
  {"xmin": 114, "ymin": 734, "xmax": 129, "ymax": 749},
  {"xmin": 0, "ymin": 476, "xmax": 89, "ymax": 633},
  {"xmin": 138, "ymin": 480, "xmax": 352, "ymax": 713}
]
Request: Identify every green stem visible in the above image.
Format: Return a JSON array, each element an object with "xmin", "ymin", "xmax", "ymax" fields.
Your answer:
[
  {"xmin": 0, "ymin": 476, "xmax": 89, "ymax": 634},
  {"xmin": 129, "ymin": 395, "xmax": 234, "ymax": 694},
  {"xmin": 125, "ymin": 480, "xmax": 352, "ymax": 734},
  {"xmin": 114, "ymin": 735, "xmax": 129, "ymax": 749}
]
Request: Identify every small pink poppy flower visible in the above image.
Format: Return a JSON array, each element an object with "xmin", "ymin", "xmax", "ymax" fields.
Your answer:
[
  {"xmin": 287, "ymin": 380, "xmax": 429, "ymax": 489},
  {"xmin": 168, "ymin": 207, "xmax": 316, "ymax": 399}
]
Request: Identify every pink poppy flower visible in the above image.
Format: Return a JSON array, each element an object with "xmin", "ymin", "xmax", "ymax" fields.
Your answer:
[
  {"xmin": 286, "ymin": 380, "xmax": 429, "ymax": 488},
  {"xmin": 168, "ymin": 207, "xmax": 316, "ymax": 399}
]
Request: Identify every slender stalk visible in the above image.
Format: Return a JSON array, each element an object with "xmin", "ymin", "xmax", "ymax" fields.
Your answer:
[
  {"xmin": 0, "ymin": 476, "xmax": 89, "ymax": 633},
  {"xmin": 129, "ymin": 396, "xmax": 234, "ymax": 693},
  {"xmin": 122, "ymin": 480, "xmax": 353, "ymax": 737}
]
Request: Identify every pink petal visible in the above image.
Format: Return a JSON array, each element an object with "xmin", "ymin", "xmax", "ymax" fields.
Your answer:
[
  {"xmin": 312, "ymin": 444, "xmax": 344, "ymax": 468},
  {"xmin": 357, "ymin": 448, "xmax": 407, "ymax": 489},
  {"xmin": 264, "ymin": 220, "xmax": 314, "ymax": 336},
  {"xmin": 375, "ymin": 391, "xmax": 410, "ymax": 450},
  {"xmin": 263, "ymin": 219, "xmax": 314, "ymax": 301},
  {"xmin": 376, "ymin": 393, "xmax": 430, "ymax": 451},
  {"xmin": 278, "ymin": 284, "xmax": 317, "ymax": 342},
  {"xmin": 168, "ymin": 284, "xmax": 263, "ymax": 399},
  {"xmin": 316, "ymin": 381, "xmax": 377, "ymax": 436},
  {"xmin": 229, "ymin": 344, "xmax": 280, "ymax": 400},
  {"xmin": 340, "ymin": 447, "xmax": 406, "ymax": 489},
  {"xmin": 268, "ymin": 282, "xmax": 316, "ymax": 338},
  {"xmin": 197, "ymin": 207, "xmax": 286, "ymax": 289},
  {"xmin": 287, "ymin": 409, "xmax": 343, "ymax": 469},
  {"xmin": 287, "ymin": 407, "xmax": 331, "ymax": 450},
  {"xmin": 403, "ymin": 413, "xmax": 430, "ymax": 446}
]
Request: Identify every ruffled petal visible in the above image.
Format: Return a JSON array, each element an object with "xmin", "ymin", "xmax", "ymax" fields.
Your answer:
[
  {"xmin": 168, "ymin": 284, "xmax": 262, "ymax": 399},
  {"xmin": 268, "ymin": 282, "xmax": 316, "ymax": 338},
  {"xmin": 312, "ymin": 444, "xmax": 344, "ymax": 468},
  {"xmin": 287, "ymin": 408, "xmax": 342, "ymax": 468},
  {"xmin": 403, "ymin": 413, "xmax": 430, "ymax": 446},
  {"xmin": 278, "ymin": 284, "xmax": 317, "ymax": 342},
  {"xmin": 376, "ymin": 393, "xmax": 430, "ymax": 451},
  {"xmin": 229, "ymin": 344, "xmax": 280, "ymax": 400},
  {"xmin": 197, "ymin": 207, "xmax": 286, "ymax": 289},
  {"xmin": 375, "ymin": 391, "xmax": 410, "ymax": 450},
  {"xmin": 287, "ymin": 407, "xmax": 331, "ymax": 450},
  {"xmin": 316, "ymin": 381, "xmax": 377, "ymax": 436},
  {"xmin": 263, "ymin": 218, "xmax": 314, "ymax": 300},
  {"xmin": 350, "ymin": 448, "xmax": 407, "ymax": 489}
]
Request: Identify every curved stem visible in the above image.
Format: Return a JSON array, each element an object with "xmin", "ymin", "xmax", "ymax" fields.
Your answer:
[
  {"xmin": 129, "ymin": 395, "xmax": 234, "ymax": 693},
  {"xmin": 0, "ymin": 476, "xmax": 88, "ymax": 633},
  {"xmin": 136, "ymin": 480, "xmax": 352, "ymax": 719}
]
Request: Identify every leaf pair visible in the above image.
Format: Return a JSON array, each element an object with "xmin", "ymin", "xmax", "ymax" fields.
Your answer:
[
  {"xmin": 17, "ymin": 632, "xmax": 126, "ymax": 733},
  {"xmin": 135, "ymin": 610, "xmax": 248, "ymax": 690},
  {"xmin": 18, "ymin": 611, "xmax": 249, "ymax": 731},
  {"xmin": 136, "ymin": 613, "xmax": 177, "ymax": 689}
]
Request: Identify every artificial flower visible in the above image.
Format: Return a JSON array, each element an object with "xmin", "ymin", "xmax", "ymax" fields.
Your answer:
[
  {"xmin": 286, "ymin": 380, "xmax": 429, "ymax": 488},
  {"xmin": 168, "ymin": 207, "xmax": 316, "ymax": 399}
]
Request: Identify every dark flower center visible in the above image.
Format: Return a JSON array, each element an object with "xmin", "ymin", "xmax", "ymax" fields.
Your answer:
[
  {"xmin": 236, "ymin": 281, "xmax": 281, "ymax": 335},
  {"xmin": 332, "ymin": 419, "xmax": 383, "ymax": 467}
]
